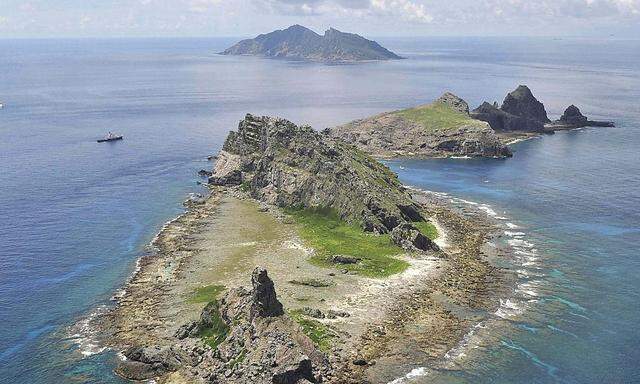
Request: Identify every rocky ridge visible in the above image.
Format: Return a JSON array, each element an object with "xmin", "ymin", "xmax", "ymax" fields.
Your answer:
[
  {"xmin": 116, "ymin": 268, "xmax": 329, "ymax": 383},
  {"xmin": 221, "ymin": 25, "xmax": 401, "ymax": 62},
  {"xmin": 209, "ymin": 113, "xmax": 437, "ymax": 252},
  {"xmin": 328, "ymin": 92, "xmax": 512, "ymax": 158}
]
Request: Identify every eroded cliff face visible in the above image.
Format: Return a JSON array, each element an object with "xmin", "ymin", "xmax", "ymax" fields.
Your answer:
[
  {"xmin": 209, "ymin": 114, "xmax": 437, "ymax": 251},
  {"xmin": 328, "ymin": 92, "xmax": 512, "ymax": 159}
]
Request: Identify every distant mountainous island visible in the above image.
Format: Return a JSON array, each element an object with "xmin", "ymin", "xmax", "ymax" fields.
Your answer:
[{"xmin": 220, "ymin": 24, "xmax": 402, "ymax": 62}]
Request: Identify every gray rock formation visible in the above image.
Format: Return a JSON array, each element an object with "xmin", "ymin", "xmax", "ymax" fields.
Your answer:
[
  {"xmin": 559, "ymin": 105, "xmax": 588, "ymax": 125},
  {"xmin": 329, "ymin": 93, "xmax": 512, "ymax": 158},
  {"xmin": 221, "ymin": 25, "xmax": 402, "ymax": 62},
  {"xmin": 391, "ymin": 223, "xmax": 438, "ymax": 253},
  {"xmin": 251, "ymin": 267, "xmax": 284, "ymax": 318},
  {"xmin": 501, "ymin": 85, "xmax": 550, "ymax": 123},
  {"xmin": 209, "ymin": 114, "xmax": 438, "ymax": 253},
  {"xmin": 471, "ymin": 101, "xmax": 544, "ymax": 132},
  {"xmin": 117, "ymin": 268, "xmax": 328, "ymax": 383},
  {"xmin": 471, "ymin": 85, "xmax": 549, "ymax": 132},
  {"xmin": 437, "ymin": 92, "xmax": 470, "ymax": 115},
  {"xmin": 546, "ymin": 104, "xmax": 615, "ymax": 129}
]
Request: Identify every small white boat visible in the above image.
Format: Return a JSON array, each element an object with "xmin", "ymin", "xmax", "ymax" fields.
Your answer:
[{"xmin": 0, "ymin": 103, "xmax": 4, "ymax": 109}]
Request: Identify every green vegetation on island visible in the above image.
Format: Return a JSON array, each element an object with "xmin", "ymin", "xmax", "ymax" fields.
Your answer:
[
  {"xmin": 289, "ymin": 309, "xmax": 338, "ymax": 352},
  {"xmin": 413, "ymin": 221, "xmax": 438, "ymax": 241},
  {"xmin": 198, "ymin": 301, "xmax": 229, "ymax": 349},
  {"xmin": 285, "ymin": 207, "xmax": 408, "ymax": 278},
  {"xmin": 189, "ymin": 284, "xmax": 226, "ymax": 304},
  {"xmin": 396, "ymin": 102, "xmax": 486, "ymax": 132}
]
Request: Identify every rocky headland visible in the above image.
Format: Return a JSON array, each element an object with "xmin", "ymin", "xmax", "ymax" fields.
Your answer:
[
  {"xmin": 90, "ymin": 113, "xmax": 515, "ymax": 384},
  {"xmin": 328, "ymin": 92, "xmax": 513, "ymax": 159},
  {"xmin": 221, "ymin": 25, "xmax": 402, "ymax": 62}
]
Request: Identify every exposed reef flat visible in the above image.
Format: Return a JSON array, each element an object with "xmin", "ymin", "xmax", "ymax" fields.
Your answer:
[
  {"xmin": 81, "ymin": 114, "xmax": 518, "ymax": 384},
  {"xmin": 329, "ymin": 92, "xmax": 512, "ymax": 159},
  {"xmin": 221, "ymin": 24, "xmax": 402, "ymax": 63}
]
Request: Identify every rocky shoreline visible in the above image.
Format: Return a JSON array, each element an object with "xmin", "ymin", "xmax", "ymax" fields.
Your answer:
[
  {"xmin": 84, "ymin": 184, "xmax": 514, "ymax": 384},
  {"xmin": 84, "ymin": 186, "xmax": 515, "ymax": 383}
]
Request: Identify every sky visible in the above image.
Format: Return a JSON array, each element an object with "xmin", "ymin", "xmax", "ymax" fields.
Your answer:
[{"xmin": 0, "ymin": 0, "xmax": 639, "ymax": 38}]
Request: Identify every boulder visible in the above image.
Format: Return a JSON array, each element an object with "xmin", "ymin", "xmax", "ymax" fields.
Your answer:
[
  {"xmin": 331, "ymin": 255, "xmax": 361, "ymax": 264},
  {"xmin": 115, "ymin": 345, "xmax": 182, "ymax": 380},
  {"xmin": 208, "ymin": 169, "xmax": 242, "ymax": 186},
  {"xmin": 390, "ymin": 223, "xmax": 438, "ymax": 252},
  {"xmin": 272, "ymin": 351, "xmax": 315, "ymax": 384}
]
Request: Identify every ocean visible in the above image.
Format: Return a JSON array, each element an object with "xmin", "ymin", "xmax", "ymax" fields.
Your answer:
[{"xmin": 0, "ymin": 37, "xmax": 638, "ymax": 383}]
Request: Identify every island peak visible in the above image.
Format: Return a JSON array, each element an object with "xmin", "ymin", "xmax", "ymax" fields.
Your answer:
[{"xmin": 221, "ymin": 25, "xmax": 402, "ymax": 62}]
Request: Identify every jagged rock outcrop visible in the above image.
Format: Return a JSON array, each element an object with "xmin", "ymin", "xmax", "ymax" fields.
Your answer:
[
  {"xmin": 329, "ymin": 92, "xmax": 512, "ymax": 158},
  {"xmin": 117, "ymin": 268, "xmax": 328, "ymax": 383},
  {"xmin": 391, "ymin": 223, "xmax": 438, "ymax": 253},
  {"xmin": 471, "ymin": 85, "xmax": 549, "ymax": 132},
  {"xmin": 546, "ymin": 104, "xmax": 615, "ymax": 129},
  {"xmin": 209, "ymin": 114, "xmax": 438, "ymax": 253},
  {"xmin": 251, "ymin": 267, "xmax": 284, "ymax": 318},
  {"xmin": 471, "ymin": 101, "xmax": 544, "ymax": 132},
  {"xmin": 221, "ymin": 25, "xmax": 401, "ymax": 62},
  {"xmin": 501, "ymin": 85, "xmax": 550, "ymax": 123}
]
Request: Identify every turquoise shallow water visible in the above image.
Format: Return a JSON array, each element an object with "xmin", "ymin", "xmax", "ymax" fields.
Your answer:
[{"xmin": 0, "ymin": 37, "xmax": 638, "ymax": 383}]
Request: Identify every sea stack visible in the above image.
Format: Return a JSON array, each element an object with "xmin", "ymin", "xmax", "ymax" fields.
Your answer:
[{"xmin": 471, "ymin": 85, "xmax": 549, "ymax": 132}]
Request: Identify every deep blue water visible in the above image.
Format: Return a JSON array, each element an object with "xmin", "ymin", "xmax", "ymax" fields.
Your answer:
[{"xmin": 0, "ymin": 37, "xmax": 638, "ymax": 383}]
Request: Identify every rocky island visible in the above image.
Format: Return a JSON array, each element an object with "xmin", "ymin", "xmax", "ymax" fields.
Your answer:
[
  {"xmin": 221, "ymin": 25, "xmax": 402, "ymax": 62},
  {"xmin": 471, "ymin": 85, "xmax": 615, "ymax": 138},
  {"xmin": 93, "ymin": 114, "xmax": 512, "ymax": 384},
  {"xmin": 329, "ymin": 86, "xmax": 616, "ymax": 159},
  {"xmin": 329, "ymin": 92, "xmax": 512, "ymax": 158}
]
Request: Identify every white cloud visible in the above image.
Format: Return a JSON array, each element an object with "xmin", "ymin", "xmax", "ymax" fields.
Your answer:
[
  {"xmin": 188, "ymin": 0, "xmax": 223, "ymax": 13},
  {"xmin": 260, "ymin": 0, "xmax": 433, "ymax": 23},
  {"xmin": 371, "ymin": 0, "xmax": 433, "ymax": 23}
]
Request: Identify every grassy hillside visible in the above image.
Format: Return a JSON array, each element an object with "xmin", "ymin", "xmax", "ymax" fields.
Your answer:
[{"xmin": 395, "ymin": 102, "xmax": 486, "ymax": 132}]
